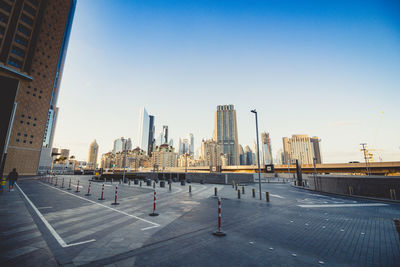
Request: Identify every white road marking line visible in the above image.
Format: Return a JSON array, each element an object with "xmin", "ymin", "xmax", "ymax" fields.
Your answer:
[
  {"xmin": 39, "ymin": 182, "xmax": 160, "ymax": 230},
  {"xmin": 297, "ymin": 203, "xmax": 388, "ymax": 208},
  {"xmin": 15, "ymin": 183, "xmax": 96, "ymax": 248},
  {"xmin": 38, "ymin": 206, "xmax": 53, "ymax": 209},
  {"xmin": 270, "ymin": 194, "xmax": 285, "ymax": 199}
]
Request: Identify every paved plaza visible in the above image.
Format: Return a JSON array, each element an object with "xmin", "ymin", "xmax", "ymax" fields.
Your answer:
[{"xmin": 1, "ymin": 175, "xmax": 399, "ymax": 266}]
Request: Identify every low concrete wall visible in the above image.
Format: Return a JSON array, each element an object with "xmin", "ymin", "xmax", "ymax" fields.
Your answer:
[
  {"xmin": 98, "ymin": 172, "xmax": 254, "ymax": 185},
  {"xmin": 305, "ymin": 175, "xmax": 400, "ymax": 200}
]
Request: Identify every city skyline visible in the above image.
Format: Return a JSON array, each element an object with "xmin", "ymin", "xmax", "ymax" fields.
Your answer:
[{"xmin": 52, "ymin": 0, "xmax": 400, "ymax": 164}]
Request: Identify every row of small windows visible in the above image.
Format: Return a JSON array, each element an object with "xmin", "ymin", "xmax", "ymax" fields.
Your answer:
[
  {"xmin": 0, "ymin": 1, "xmax": 12, "ymax": 13},
  {"xmin": 17, "ymin": 132, "xmax": 34, "ymax": 138},
  {"xmin": 16, "ymin": 139, "xmax": 33, "ymax": 144},
  {"xmin": 19, "ymin": 120, "xmax": 36, "ymax": 127},
  {"xmin": 26, "ymin": 85, "xmax": 43, "ymax": 99},
  {"xmin": 21, "ymin": 114, "xmax": 37, "ymax": 121}
]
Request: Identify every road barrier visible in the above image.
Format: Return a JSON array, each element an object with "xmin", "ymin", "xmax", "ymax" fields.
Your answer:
[
  {"xmin": 232, "ymin": 181, "xmax": 235, "ymax": 188},
  {"xmin": 212, "ymin": 197, "xmax": 226, "ymax": 237},
  {"xmin": 242, "ymin": 186, "xmax": 245, "ymax": 194},
  {"xmin": 98, "ymin": 184, "xmax": 105, "ymax": 200},
  {"xmin": 252, "ymin": 188, "xmax": 256, "ymax": 198},
  {"xmin": 149, "ymin": 191, "xmax": 159, "ymax": 216},
  {"xmin": 237, "ymin": 189, "xmax": 241, "ymax": 199},
  {"xmin": 266, "ymin": 192, "xmax": 270, "ymax": 202},
  {"xmin": 169, "ymin": 183, "xmax": 171, "ymax": 191},
  {"xmin": 140, "ymin": 181, "xmax": 142, "ymax": 187},
  {"xmin": 85, "ymin": 181, "xmax": 92, "ymax": 196},
  {"xmin": 111, "ymin": 186, "xmax": 119, "ymax": 205},
  {"xmin": 214, "ymin": 187, "xmax": 217, "ymax": 196},
  {"xmin": 390, "ymin": 189, "xmax": 397, "ymax": 200},
  {"xmin": 153, "ymin": 181, "xmax": 156, "ymax": 189},
  {"xmin": 67, "ymin": 178, "xmax": 72, "ymax": 190},
  {"xmin": 235, "ymin": 184, "xmax": 238, "ymax": 191},
  {"xmin": 189, "ymin": 185, "xmax": 192, "ymax": 193},
  {"xmin": 128, "ymin": 180, "xmax": 131, "ymax": 186},
  {"xmin": 61, "ymin": 178, "xmax": 64, "ymax": 188},
  {"xmin": 75, "ymin": 180, "xmax": 80, "ymax": 193}
]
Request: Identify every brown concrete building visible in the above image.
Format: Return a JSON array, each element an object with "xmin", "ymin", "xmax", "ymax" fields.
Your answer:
[{"xmin": 0, "ymin": 0, "xmax": 76, "ymax": 175}]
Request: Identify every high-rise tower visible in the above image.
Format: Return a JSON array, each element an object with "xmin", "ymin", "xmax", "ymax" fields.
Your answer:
[
  {"xmin": 138, "ymin": 107, "xmax": 155, "ymax": 156},
  {"xmin": 88, "ymin": 140, "xmax": 99, "ymax": 169},
  {"xmin": 261, "ymin": 132, "xmax": 273, "ymax": 165},
  {"xmin": 0, "ymin": 0, "xmax": 76, "ymax": 175},
  {"xmin": 213, "ymin": 104, "xmax": 239, "ymax": 166}
]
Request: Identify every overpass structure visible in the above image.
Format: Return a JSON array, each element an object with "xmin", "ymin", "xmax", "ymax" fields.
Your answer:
[{"xmin": 165, "ymin": 161, "xmax": 400, "ymax": 176}]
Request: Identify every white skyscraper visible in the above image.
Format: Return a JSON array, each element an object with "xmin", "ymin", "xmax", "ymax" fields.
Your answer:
[{"xmin": 138, "ymin": 107, "xmax": 155, "ymax": 156}]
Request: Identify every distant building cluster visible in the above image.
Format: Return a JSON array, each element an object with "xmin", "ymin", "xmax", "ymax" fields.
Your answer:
[{"xmin": 89, "ymin": 105, "xmax": 324, "ymax": 172}]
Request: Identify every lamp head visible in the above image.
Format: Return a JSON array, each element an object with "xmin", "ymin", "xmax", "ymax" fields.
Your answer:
[{"xmin": 251, "ymin": 109, "xmax": 257, "ymax": 114}]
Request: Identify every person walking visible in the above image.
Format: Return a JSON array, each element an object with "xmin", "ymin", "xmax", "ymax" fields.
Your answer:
[{"xmin": 7, "ymin": 168, "xmax": 18, "ymax": 192}]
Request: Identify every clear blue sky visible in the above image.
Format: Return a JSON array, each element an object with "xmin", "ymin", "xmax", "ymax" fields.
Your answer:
[{"xmin": 54, "ymin": 0, "xmax": 400, "ymax": 163}]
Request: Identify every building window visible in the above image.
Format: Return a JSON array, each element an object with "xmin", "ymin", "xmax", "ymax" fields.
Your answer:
[
  {"xmin": 33, "ymin": 123, "xmax": 36, "ymax": 127},
  {"xmin": 27, "ymin": 122, "xmax": 30, "ymax": 125},
  {"xmin": 17, "ymin": 24, "xmax": 31, "ymax": 36},
  {"xmin": 14, "ymin": 34, "xmax": 28, "ymax": 46},
  {"xmin": 16, "ymin": 139, "xmax": 19, "ymax": 142},
  {"xmin": 17, "ymin": 133, "xmax": 21, "ymax": 136},
  {"xmin": 29, "ymin": 141, "xmax": 32, "ymax": 144},
  {"xmin": 24, "ymin": 134, "xmax": 27, "ymax": 137},
  {"xmin": 23, "ymin": 4, "xmax": 36, "ymax": 16},
  {"xmin": 8, "ymin": 57, "xmax": 22, "ymax": 68},
  {"xmin": 23, "ymin": 140, "xmax": 26, "ymax": 143},
  {"xmin": 0, "ymin": 1, "xmax": 11, "ymax": 13},
  {"xmin": 11, "ymin": 46, "xmax": 25, "ymax": 58},
  {"xmin": 0, "ymin": 12, "xmax": 8, "ymax": 24},
  {"xmin": 20, "ymin": 13, "xmax": 33, "ymax": 26}
]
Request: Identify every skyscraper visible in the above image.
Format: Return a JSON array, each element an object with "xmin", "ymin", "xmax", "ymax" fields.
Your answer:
[
  {"xmin": 0, "ymin": 0, "xmax": 76, "ymax": 175},
  {"xmin": 112, "ymin": 137, "xmax": 132, "ymax": 154},
  {"xmin": 162, "ymin": 125, "xmax": 168, "ymax": 144},
  {"xmin": 261, "ymin": 132, "xmax": 273, "ymax": 165},
  {"xmin": 244, "ymin": 145, "xmax": 253, "ymax": 165},
  {"xmin": 213, "ymin": 104, "xmax": 239, "ymax": 166},
  {"xmin": 310, "ymin": 137, "xmax": 322, "ymax": 164},
  {"xmin": 138, "ymin": 107, "xmax": 155, "ymax": 156},
  {"xmin": 283, "ymin": 134, "xmax": 322, "ymax": 165},
  {"xmin": 189, "ymin": 133, "xmax": 194, "ymax": 155},
  {"xmin": 88, "ymin": 140, "xmax": 99, "ymax": 169}
]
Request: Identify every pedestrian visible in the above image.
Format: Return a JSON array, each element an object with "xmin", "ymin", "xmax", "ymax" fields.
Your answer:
[{"xmin": 7, "ymin": 168, "xmax": 18, "ymax": 192}]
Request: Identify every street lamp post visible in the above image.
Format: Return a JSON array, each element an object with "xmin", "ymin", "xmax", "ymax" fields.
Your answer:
[
  {"xmin": 313, "ymin": 157, "xmax": 317, "ymax": 190},
  {"xmin": 122, "ymin": 141, "xmax": 127, "ymax": 183},
  {"xmin": 251, "ymin": 109, "xmax": 262, "ymax": 200}
]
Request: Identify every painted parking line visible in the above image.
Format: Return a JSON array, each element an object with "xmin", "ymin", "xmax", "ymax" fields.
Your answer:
[
  {"xmin": 297, "ymin": 203, "xmax": 388, "ymax": 208},
  {"xmin": 270, "ymin": 194, "xmax": 285, "ymax": 199},
  {"xmin": 38, "ymin": 182, "xmax": 160, "ymax": 231},
  {"xmin": 15, "ymin": 183, "xmax": 96, "ymax": 248}
]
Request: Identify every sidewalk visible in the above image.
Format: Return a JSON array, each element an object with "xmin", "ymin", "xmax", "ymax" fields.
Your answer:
[{"xmin": 0, "ymin": 181, "xmax": 59, "ymax": 266}]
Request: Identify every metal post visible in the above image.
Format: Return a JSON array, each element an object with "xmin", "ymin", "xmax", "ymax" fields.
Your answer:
[
  {"xmin": 123, "ymin": 141, "xmax": 127, "ymax": 183},
  {"xmin": 251, "ymin": 109, "xmax": 262, "ymax": 200},
  {"xmin": 313, "ymin": 157, "xmax": 317, "ymax": 190},
  {"xmin": 360, "ymin": 143, "xmax": 370, "ymax": 176}
]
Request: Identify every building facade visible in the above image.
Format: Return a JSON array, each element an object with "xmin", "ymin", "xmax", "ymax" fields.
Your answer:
[
  {"xmin": 151, "ymin": 144, "xmax": 177, "ymax": 169},
  {"xmin": 138, "ymin": 107, "xmax": 154, "ymax": 156},
  {"xmin": 0, "ymin": 0, "xmax": 76, "ymax": 175},
  {"xmin": 282, "ymin": 135, "xmax": 322, "ymax": 165},
  {"xmin": 261, "ymin": 132, "xmax": 273, "ymax": 165},
  {"xmin": 199, "ymin": 139, "xmax": 224, "ymax": 168},
  {"xmin": 213, "ymin": 104, "xmax": 239, "ymax": 166},
  {"xmin": 88, "ymin": 139, "xmax": 98, "ymax": 169}
]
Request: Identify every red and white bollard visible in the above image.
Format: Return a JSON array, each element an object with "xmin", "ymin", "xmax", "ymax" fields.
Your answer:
[
  {"xmin": 61, "ymin": 177, "xmax": 65, "ymax": 188},
  {"xmin": 212, "ymin": 197, "xmax": 226, "ymax": 236},
  {"xmin": 85, "ymin": 181, "xmax": 92, "ymax": 196},
  {"xmin": 149, "ymin": 190, "xmax": 159, "ymax": 216},
  {"xmin": 67, "ymin": 178, "xmax": 72, "ymax": 190},
  {"xmin": 111, "ymin": 186, "xmax": 119, "ymax": 205},
  {"xmin": 98, "ymin": 184, "xmax": 105, "ymax": 200},
  {"xmin": 75, "ymin": 180, "xmax": 80, "ymax": 193}
]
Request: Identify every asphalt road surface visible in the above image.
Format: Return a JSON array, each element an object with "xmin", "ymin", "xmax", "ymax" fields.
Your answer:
[{"xmin": 2, "ymin": 175, "xmax": 400, "ymax": 266}]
